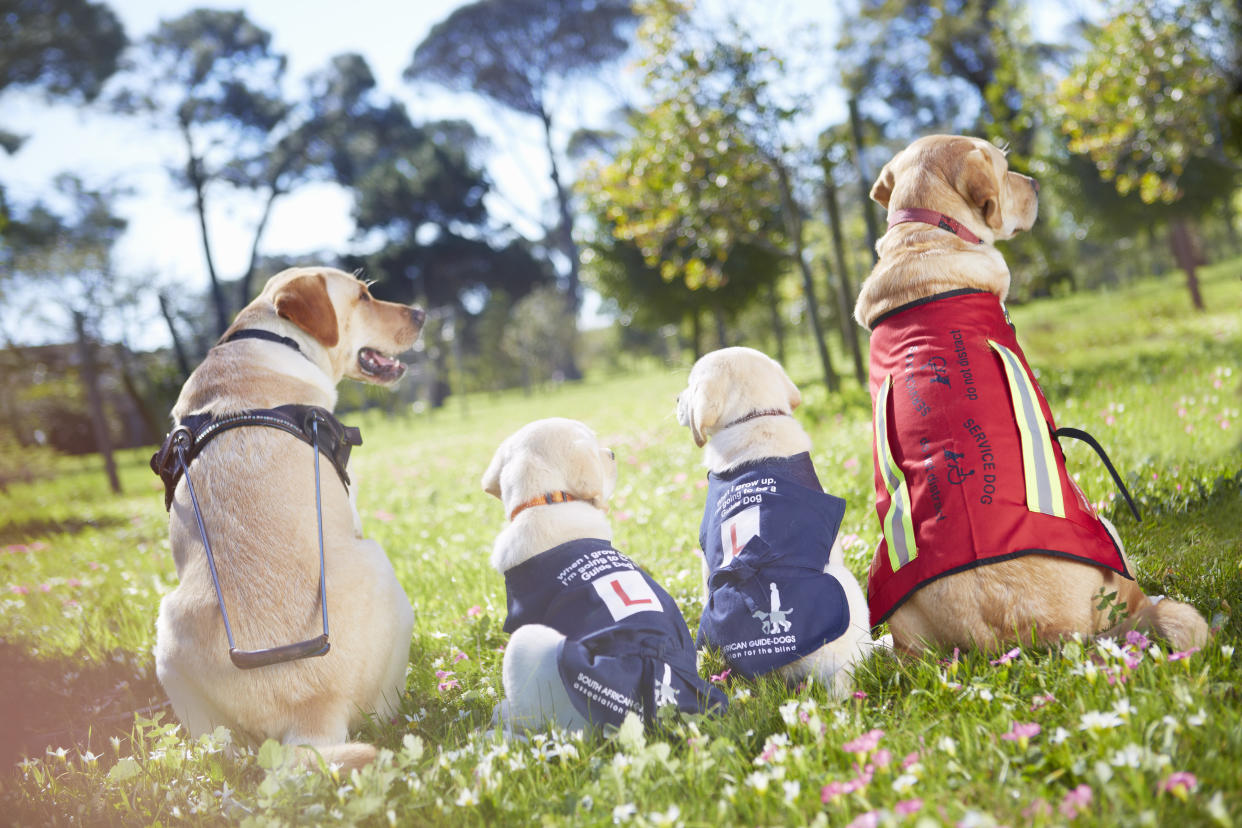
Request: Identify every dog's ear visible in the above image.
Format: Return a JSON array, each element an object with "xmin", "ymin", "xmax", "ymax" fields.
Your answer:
[
  {"xmin": 778, "ymin": 362, "xmax": 802, "ymax": 412},
  {"xmin": 689, "ymin": 378, "xmax": 725, "ymax": 448},
  {"xmin": 960, "ymin": 148, "xmax": 1002, "ymax": 231},
  {"xmin": 274, "ymin": 272, "xmax": 339, "ymax": 348},
  {"xmin": 870, "ymin": 157, "xmax": 898, "ymax": 209},
  {"xmin": 481, "ymin": 442, "xmax": 506, "ymax": 500},
  {"xmin": 566, "ymin": 436, "xmax": 607, "ymax": 507}
]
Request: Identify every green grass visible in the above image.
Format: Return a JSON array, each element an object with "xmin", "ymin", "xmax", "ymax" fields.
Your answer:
[{"xmin": 1, "ymin": 260, "xmax": 1240, "ymax": 826}]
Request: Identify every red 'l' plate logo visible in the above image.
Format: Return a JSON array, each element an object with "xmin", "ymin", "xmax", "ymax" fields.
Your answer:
[
  {"xmin": 720, "ymin": 505, "xmax": 760, "ymax": 566},
  {"xmin": 593, "ymin": 569, "xmax": 662, "ymax": 621}
]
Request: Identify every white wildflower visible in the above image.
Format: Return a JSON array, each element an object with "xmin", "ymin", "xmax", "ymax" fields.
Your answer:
[{"xmin": 1080, "ymin": 710, "xmax": 1124, "ymax": 731}]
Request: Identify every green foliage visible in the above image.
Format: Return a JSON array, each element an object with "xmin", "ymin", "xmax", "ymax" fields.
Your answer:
[
  {"xmin": 2, "ymin": 260, "xmax": 1241, "ymax": 823},
  {"xmin": 1057, "ymin": 0, "xmax": 1239, "ymax": 209}
]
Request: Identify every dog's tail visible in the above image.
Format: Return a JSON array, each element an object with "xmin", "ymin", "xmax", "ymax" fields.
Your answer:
[
  {"xmin": 293, "ymin": 741, "xmax": 378, "ymax": 772},
  {"xmin": 1101, "ymin": 596, "xmax": 1210, "ymax": 652}
]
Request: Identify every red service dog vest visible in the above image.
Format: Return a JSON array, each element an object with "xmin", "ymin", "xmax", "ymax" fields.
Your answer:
[{"xmin": 865, "ymin": 289, "xmax": 1131, "ymax": 627}]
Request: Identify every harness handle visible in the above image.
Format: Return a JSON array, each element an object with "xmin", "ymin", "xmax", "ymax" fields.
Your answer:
[
  {"xmin": 1052, "ymin": 426, "xmax": 1142, "ymax": 522},
  {"xmin": 174, "ymin": 419, "xmax": 332, "ymax": 670}
]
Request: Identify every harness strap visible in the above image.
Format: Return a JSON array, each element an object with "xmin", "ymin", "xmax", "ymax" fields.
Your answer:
[
  {"xmin": 150, "ymin": 405, "xmax": 361, "ymax": 510},
  {"xmin": 1052, "ymin": 426, "xmax": 1142, "ymax": 522}
]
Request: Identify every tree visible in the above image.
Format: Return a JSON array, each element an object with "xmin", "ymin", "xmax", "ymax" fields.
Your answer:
[
  {"xmin": 0, "ymin": 0, "xmax": 127, "ymax": 154},
  {"xmin": 581, "ymin": 0, "xmax": 840, "ymax": 388},
  {"xmin": 5, "ymin": 177, "xmax": 133, "ymax": 490},
  {"xmin": 111, "ymin": 9, "xmax": 290, "ymax": 335},
  {"xmin": 1057, "ymin": 0, "xmax": 1240, "ymax": 309},
  {"xmin": 406, "ymin": 0, "xmax": 639, "ymax": 380}
]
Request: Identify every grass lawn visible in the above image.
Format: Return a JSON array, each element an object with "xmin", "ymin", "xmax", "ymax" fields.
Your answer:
[{"xmin": 1, "ymin": 260, "xmax": 1239, "ymax": 826}]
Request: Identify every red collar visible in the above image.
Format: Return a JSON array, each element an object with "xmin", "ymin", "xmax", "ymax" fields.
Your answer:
[
  {"xmin": 887, "ymin": 207, "xmax": 982, "ymax": 244},
  {"xmin": 509, "ymin": 490, "xmax": 578, "ymax": 521}
]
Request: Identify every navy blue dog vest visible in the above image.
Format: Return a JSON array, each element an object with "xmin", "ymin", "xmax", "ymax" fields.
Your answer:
[
  {"xmin": 503, "ymin": 539, "xmax": 727, "ymax": 727},
  {"xmin": 698, "ymin": 453, "xmax": 851, "ymax": 677}
]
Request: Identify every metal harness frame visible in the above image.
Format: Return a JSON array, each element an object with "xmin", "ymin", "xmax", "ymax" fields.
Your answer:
[{"xmin": 170, "ymin": 412, "xmax": 334, "ymax": 669}]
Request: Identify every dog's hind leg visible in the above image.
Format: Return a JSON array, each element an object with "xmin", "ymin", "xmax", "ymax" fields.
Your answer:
[{"xmin": 500, "ymin": 624, "xmax": 588, "ymax": 735}]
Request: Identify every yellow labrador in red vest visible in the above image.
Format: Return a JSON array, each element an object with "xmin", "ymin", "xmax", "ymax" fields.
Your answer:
[
  {"xmin": 855, "ymin": 134, "xmax": 1208, "ymax": 654},
  {"xmin": 154, "ymin": 267, "xmax": 422, "ymax": 770},
  {"xmin": 677, "ymin": 347, "xmax": 882, "ymax": 696}
]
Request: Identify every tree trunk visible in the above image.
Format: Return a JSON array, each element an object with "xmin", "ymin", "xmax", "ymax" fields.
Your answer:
[
  {"xmin": 158, "ymin": 290, "xmax": 193, "ymax": 381},
  {"xmin": 237, "ymin": 183, "xmax": 283, "ymax": 311},
  {"xmin": 849, "ymin": 98, "xmax": 881, "ymax": 264},
  {"xmin": 766, "ymin": 280, "xmax": 787, "ymax": 365},
  {"xmin": 774, "ymin": 160, "xmax": 839, "ymax": 392},
  {"xmin": 821, "ymin": 161, "xmax": 867, "ymax": 385},
  {"xmin": 73, "ymin": 313, "xmax": 121, "ymax": 494},
  {"xmin": 713, "ymin": 304, "xmax": 728, "ymax": 349},
  {"xmin": 1169, "ymin": 218, "xmax": 1205, "ymax": 311},
  {"xmin": 538, "ymin": 107, "xmax": 583, "ymax": 381},
  {"xmin": 690, "ymin": 309, "xmax": 703, "ymax": 361},
  {"xmin": 181, "ymin": 123, "xmax": 230, "ymax": 336},
  {"xmin": 115, "ymin": 342, "xmax": 161, "ymax": 443}
]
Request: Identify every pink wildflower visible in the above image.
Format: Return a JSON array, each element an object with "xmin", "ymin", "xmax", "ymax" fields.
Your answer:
[
  {"xmin": 453, "ymin": 651, "xmax": 469, "ymax": 663},
  {"xmin": 1157, "ymin": 771, "xmax": 1198, "ymax": 801},
  {"xmin": 900, "ymin": 751, "xmax": 921, "ymax": 770},
  {"xmin": 10, "ymin": 585, "xmax": 28, "ymax": 595},
  {"xmin": 1124, "ymin": 630, "xmax": 1149, "ymax": 649},
  {"xmin": 853, "ymin": 690, "xmax": 868, "ymax": 700},
  {"xmin": 842, "ymin": 729, "xmax": 884, "ymax": 755},
  {"xmin": 843, "ymin": 457, "xmax": 860, "ymax": 471},
  {"xmin": 39, "ymin": 583, "xmax": 52, "ymax": 593},
  {"xmin": 895, "ymin": 798, "xmax": 923, "ymax": 816},
  {"xmin": 466, "ymin": 605, "xmax": 483, "ymax": 617},
  {"xmin": 434, "ymin": 669, "xmax": 454, "ymax": 680},
  {"xmin": 710, "ymin": 668, "xmax": 731, "ymax": 683},
  {"xmin": 820, "ymin": 780, "xmax": 851, "ymax": 802},
  {"xmin": 846, "ymin": 811, "xmax": 880, "ymax": 828},
  {"xmin": 872, "ymin": 748, "xmax": 893, "ymax": 769},
  {"xmin": 66, "ymin": 578, "xmax": 81, "ymax": 588},
  {"xmin": 87, "ymin": 561, "xmax": 100, "ymax": 570},
  {"xmin": 1168, "ymin": 647, "xmax": 1201, "ymax": 662},
  {"xmin": 990, "ymin": 647, "xmax": 1020, "ymax": 666},
  {"xmin": 1001, "ymin": 721, "xmax": 1041, "ymax": 750},
  {"xmin": 372, "ymin": 509, "xmax": 395, "ymax": 522},
  {"xmin": 673, "ymin": 472, "xmax": 688, "ymax": 484},
  {"xmin": 1059, "ymin": 784, "xmax": 1092, "ymax": 819},
  {"xmin": 437, "ymin": 678, "xmax": 460, "ymax": 692}
]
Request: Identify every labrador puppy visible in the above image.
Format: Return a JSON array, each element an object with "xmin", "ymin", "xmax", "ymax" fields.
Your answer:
[
  {"xmin": 154, "ymin": 266, "xmax": 423, "ymax": 770},
  {"xmin": 482, "ymin": 418, "xmax": 727, "ymax": 734},
  {"xmin": 854, "ymin": 134, "xmax": 1208, "ymax": 654},
  {"xmin": 676, "ymin": 347, "xmax": 879, "ymax": 697}
]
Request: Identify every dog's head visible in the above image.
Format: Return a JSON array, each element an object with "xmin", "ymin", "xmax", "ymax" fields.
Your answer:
[
  {"xmin": 482, "ymin": 418, "xmax": 618, "ymax": 518},
  {"xmin": 246, "ymin": 266, "xmax": 425, "ymax": 385},
  {"xmin": 676, "ymin": 347, "xmax": 801, "ymax": 448},
  {"xmin": 871, "ymin": 135, "xmax": 1039, "ymax": 241}
]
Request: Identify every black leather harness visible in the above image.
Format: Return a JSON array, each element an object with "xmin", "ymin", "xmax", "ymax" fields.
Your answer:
[
  {"xmin": 148, "ymin": 329, "xmax": 363, "ymax": 669},
  {"xmin": 151, "ymin": 404, "xmax": 361, "ymax": 510}
]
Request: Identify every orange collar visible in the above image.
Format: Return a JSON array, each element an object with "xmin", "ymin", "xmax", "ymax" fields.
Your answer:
[{"xmin": 509, "ymin": 491, "xmax": 578, "ymax": 521}]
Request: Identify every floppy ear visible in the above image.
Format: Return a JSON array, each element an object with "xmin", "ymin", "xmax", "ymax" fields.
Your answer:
[
  {"xmin": 689, "ymin": 378, "xmax": 726, "ymax": 448},
  {"xmin": 565, "ymin": 436, "xmax": 606, "ymax": 507},
  {"xmin": 870, "ymin": 158, "xmax": 897, "ymax": 209},
  {"xmin": 778, "ymin": 363, "xmax": 802, "ymax": 412},
  {"xmin": 960, "ymin": 148, "xmax": 1002, "ymax": 230},
  {"xmin": 481, "ymin": 443, "xmax": 506, "ymax": 499},
  {"xmin": 274, "ymin": 272, "xmax": 339, "ymax": 347}
]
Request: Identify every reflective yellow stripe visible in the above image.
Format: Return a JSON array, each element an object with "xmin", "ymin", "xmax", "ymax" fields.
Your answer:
[
  {"xmin": 988, "ymin": 340, "xmax": 1066, "ymax": 518},
  {"xmin": 874, "ymin": 376, "xmax": 917, "ymax": 570}
]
